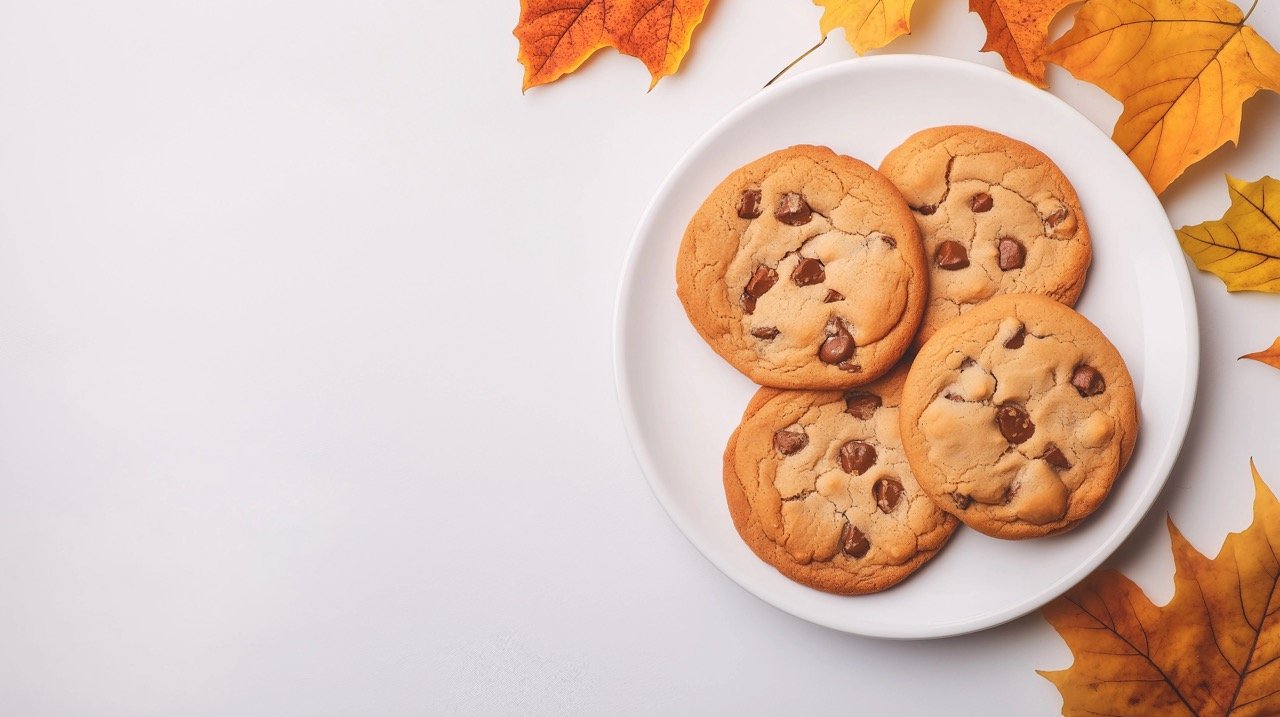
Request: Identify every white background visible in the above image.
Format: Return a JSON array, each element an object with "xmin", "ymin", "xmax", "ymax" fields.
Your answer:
[{"xmin": 0, "ymin": 2, "xmax": 1277, "ymax": 714}]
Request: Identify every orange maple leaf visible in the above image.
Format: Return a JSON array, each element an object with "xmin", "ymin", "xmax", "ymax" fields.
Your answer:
[
  {"xmin": 514, "ymin": 0, "xmax": 711, "ymax": 91},
  {"xmin": 970, "ymin": 0, "xmax": 1076, "ymax": 87},
  {"xmin": 1040, "ymin": 461, "xmax": 1280, "ymax": 716},
  {"xmin": 1242, "ymin": 338, "xmax": 1280, "ymax": 371},
  {"xmin": 1044, "ymin": 0, "xmax": 1280, "ymax": 194}
]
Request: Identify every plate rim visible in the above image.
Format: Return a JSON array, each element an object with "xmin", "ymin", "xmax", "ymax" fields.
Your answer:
[{"xmin": 612, "ymin": 54, "xmax": 1200, "ymax": 639}]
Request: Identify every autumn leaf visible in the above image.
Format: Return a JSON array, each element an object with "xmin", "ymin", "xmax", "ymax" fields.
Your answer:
[
  {"xmin": 813, "ymin": 0, "xmax": 915, "ymax": 54},
  {"xmin": 970, "ymin": 0, "xmax": 1075, "ymax": 87},
  {"xmin": 1242, "ymin": 338, "xmax": 1280, "ymax": 371},
  {"xmin": 1044, "ymin": 0, "xmax": 1280, "ymax": 194},
  {"xmin": 1177, "ymin": 176, "xmax": 1280, "ymax": 293},
  {"xmin": 1040, "ymin": 461, "xmax": 1280, "ymax": 717},
  {"xmin": 514, "ymin": 0, "xmax": 711, "ymax": 90}
]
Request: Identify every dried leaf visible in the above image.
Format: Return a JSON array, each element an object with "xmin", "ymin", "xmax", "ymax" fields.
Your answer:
[
  {"xmin": 814, "ymin": 0, "xmax": 915, "ymax": 54},
  {"xmin": 1242, "ymin": 337, "xmax": 1280, "ymax": 371},
  {"xmin": 1040, "ymin": 461, "xmax": 1280, "ymax": 717},
  {"xmin": 1044, "ymin": 0, "xmax": 1280, "ymax": 194},
  {"xmin": 970, "ymin": 0, "xmax": 1076, "ymax": 87},
  {"xmin": 514, "ymin": 0, "xmax": 711, "ymax": 90},
  {"xmin": 1177, "ymin": 175, "xmax": 1280, "ymax": 293}
]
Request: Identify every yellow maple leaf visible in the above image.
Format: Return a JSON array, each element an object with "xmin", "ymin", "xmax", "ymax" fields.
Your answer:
[
  {"xmin": 513, "ymin": 0, "xmax": 711, "ymax": 90},
  {"xmin": 813, "ymin": 0, "xmax": 915, "ymax": 54},
  {"xmin": 1040, "ymin": 461, "xmax": 1280, "ymax": 717},
  {"xmin": 970, "ymin": 0, "xmax": 1076, "ymax": 87},
  {"xmin": 1044, "ymin": 0, "xmax": 1280, "ymax": 194},
  {"xmin": 1177, "ymin": 175, "xmax": 1280, "ymax": 293},
  {"xmin": 1242, "ymin": 337, "xmax": 1280, "ymax": 371}
]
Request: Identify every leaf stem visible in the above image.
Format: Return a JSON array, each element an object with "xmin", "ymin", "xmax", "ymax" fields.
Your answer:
[
  {"xmin": 764, "ymin": 36, "xmax": 827, "ymax": 89},
  {"xmin": 1244, "ymin": 0, "xmax": 1259, "ymax": 22}
]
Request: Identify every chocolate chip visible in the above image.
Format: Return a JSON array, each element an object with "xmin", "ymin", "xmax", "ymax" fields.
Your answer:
[
  {"xmin": 792, "ymin": 257, "xmax": 825, "ymax": 286},
  {"xmin": 943, "ymin": 392, "xmax": 963, "ymax": 402},
  {"xmin": 1071, "ymin": 365, "xmax": 1105, "ymax": 396},
  {"xmin": 1046, "ymin": 206, "xmax": 1070, "ymax": 228},
  {"xmin": 775, "ymin": 192, "xmax": 811, "ymax": 226},
  {"xmin": 737, "ymin": 188, "xmax": 762, "ymax": 219},
  {"xmin": 970, "ymin": 192, "xmax": 993, "ymax": 212},
  {"xmin": 952, "ymin": 493, "xmax": 972, "ymax": 510},
  {"xmin": 742, "ymin": 266, "xmax": 777, "ymax": 314},
  {"xmin": 873, "ymin": 478, "xmax": 903, "ymax": 513},
  {"xmin": 996, "ymin": 404, "xmax": 1035, "ymax": 444},
  {"xmin": 840, "ymin": 522, "xmax": 871, "ymax": 558},
  {"xmin": 935, "ymin": 241, "xmax": 969, "ymax": 270},
  {"xmin": 998, "ymin": 237, "xmax": 1026, "ymax": 271},
  {"xmin": 818, "ymin": 320, "xmax": 855, "ymax": 365},
  {"xmin": 823, "ymin": 289, "xmax": 844, "ymax": 303},
  {"xmin": 839, "ymin": 441, "xmax": 876, "ymax": 475},
  {"xmin": 773, "ymin": 429, "xmax": 808, "ymax": 455},
  {"xmin": 1005, "ymin": 326, "xmax": 1026, "ymax": 349},
  {"xmin": 745, "ymin": 265, "xmax": 778, "ymax": 298},
  {"xmin": 915, "ymin": 204, "xmax": 938, "ymax": 216},
  {"xmin": 837, "ymin": 361, "xmax": 861, "ymax": 373},
  {"xmin": 750, "ymin": 327, "xmax": 779, "ymax": 340},
  {"xmin": 819, "ymin": 335, "xmax": 849, "ymax": 363},
  {"xmin": 1042, "ymin": 445, "xmax": 1072, "ymax": 470},
  {"xmin": 844, "ymin": 391, "xmax": 881, "ymax": 420},
  {"xmin": 880, "ymin": 235, "xmax": 897, "ymax": 248}
]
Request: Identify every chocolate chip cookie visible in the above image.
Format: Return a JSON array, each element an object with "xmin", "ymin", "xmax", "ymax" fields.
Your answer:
[
  {"xmin": 723, "ymin": 363, "xmax": 958, "ymax": 594},
  {"xmin": 899, "ymin": 294, "xmax": 1138, "ymax": 539},
  {"xmin": 879, "ymin": 126, "xmax": 1091, "ymax": 344},
  {"xmin": 676, "ymin": 145, "xmax": 927, "ymax": 389}
]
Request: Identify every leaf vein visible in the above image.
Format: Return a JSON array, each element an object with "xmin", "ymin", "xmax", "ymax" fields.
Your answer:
[{"xmin": 1063, "ymin": 595, "xmax": 1200, "ymax": 715}]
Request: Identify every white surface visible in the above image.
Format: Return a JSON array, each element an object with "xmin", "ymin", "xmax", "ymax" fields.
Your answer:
[
  {"xmin": 616, "ymin": 55, "xmax": 1197, "ymax": 638},
  {"xmin": 0, "ymin": 1, "xmax": 1275, "ymax": 714}
]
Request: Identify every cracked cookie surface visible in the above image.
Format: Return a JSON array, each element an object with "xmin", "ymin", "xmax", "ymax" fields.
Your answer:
[
  {"xmin": 899, "ymin": 294, "xmax": 1138, "ymax": 539},
  {"xmin": 879, "ymin": 126, "xmax": 1091, "ymax": 345},
  {"xmin": 677, "ymin": 145, "xmax": 926, "ymax": 389},
  {"xmin": 723, "ymin": 364, "xmax": 958, "ymax": 594}
]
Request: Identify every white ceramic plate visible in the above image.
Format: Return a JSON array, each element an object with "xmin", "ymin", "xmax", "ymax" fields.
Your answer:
[{"xmin": 613, "ymin": 55, "xmax": 1198, "ymax": 639}]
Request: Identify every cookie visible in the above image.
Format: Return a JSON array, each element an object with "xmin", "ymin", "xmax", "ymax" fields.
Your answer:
[
  {"xmin": 899, "ymin": 294, "xmax": 1138, "ymax": 539},
  {"xmin": 676, "ymin": 145, "xmax": 927, "ymax": 389},
  {"xmin": 879, "ymin": 126, "xmax": 1091, "ymax": 344},
  {"xmin": 723, "ymin": 363, "xmax": 958, "ymax": 594}
]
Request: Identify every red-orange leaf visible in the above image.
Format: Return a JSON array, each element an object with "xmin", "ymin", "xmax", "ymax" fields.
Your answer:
[
  {"xmin": 970, "ymin": 0, "xmax": 1076, "ymax": 87},
  {"xmin": 1040, "ymin": 461, "xmax": 1280, "ymax": 716},
  {"xmin": 1242, "ymin": 337, "xmax": 1280, "ymax": 371},
  {"xmin": 514, "ymin": 0, "xmax": 711, "ymax": 90}
]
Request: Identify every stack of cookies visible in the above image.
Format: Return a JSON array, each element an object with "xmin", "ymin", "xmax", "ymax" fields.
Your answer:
[{"xmin": 675, "ymin": 127, "xmax": 1139, "ymax": 595}]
